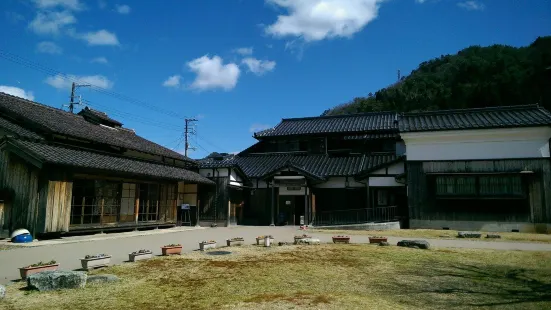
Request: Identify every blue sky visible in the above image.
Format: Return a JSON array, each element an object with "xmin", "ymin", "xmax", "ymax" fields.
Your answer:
[{"xmin": 1, "ymin": 0, "xmax": 550, "ymax": 159}]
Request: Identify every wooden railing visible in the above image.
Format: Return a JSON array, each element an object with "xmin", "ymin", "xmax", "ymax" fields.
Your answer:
[{"xmin": 312, "ymin": 206, "xmax": 398, "ymax": 226}]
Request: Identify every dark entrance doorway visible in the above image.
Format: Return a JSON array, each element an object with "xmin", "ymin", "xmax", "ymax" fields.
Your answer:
[{"xmin": 278, "ymin": 195, "xmax": 307, "ymax": 226}]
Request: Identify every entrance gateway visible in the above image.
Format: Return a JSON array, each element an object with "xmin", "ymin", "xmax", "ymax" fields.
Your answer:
[{"xmin": 271, "ymin": 176, "xmax": 310, "ymax": 226}]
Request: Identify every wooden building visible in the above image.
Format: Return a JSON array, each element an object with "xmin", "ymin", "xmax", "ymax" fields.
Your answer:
[
  {"xmin": 0, "ymin": 93, "xmax": 213, "ymax": 238},
  {"xmin": 201, "ymin": 104, "xmax": 551, "ymax": 233},
  {"xmin": 400, "ymin": 105, "xmax": 551, "ymax": 233},
  {"xmin": 199, "ymin": 113, "xmax": 408, "ymax": 227}
]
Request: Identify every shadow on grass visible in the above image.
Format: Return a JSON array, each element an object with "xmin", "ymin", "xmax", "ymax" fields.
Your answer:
[{"xmin": 400, "ymin": 263, "xmax": 551, "ymax": 308}]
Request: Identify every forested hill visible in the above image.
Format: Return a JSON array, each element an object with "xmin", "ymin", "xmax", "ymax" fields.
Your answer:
[{"xmin": 323, "ymin": 36, "xmax": 551, "ymax": 116}]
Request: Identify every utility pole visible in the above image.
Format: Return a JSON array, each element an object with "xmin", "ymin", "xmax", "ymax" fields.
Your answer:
[
  {"xmin": 68, "ymin": 82, "xmax": 91, "ymax": 113},
  {"xmin": 184, "ymin": 118, "xmax": 198, "ymax": 157}
]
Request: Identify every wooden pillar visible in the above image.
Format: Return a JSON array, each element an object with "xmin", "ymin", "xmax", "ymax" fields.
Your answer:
[
  {"xmin": 270, "ymin": 182, "xmax": 275, "ymax": 226},
  {"xmin": 304, "ymin": 184, "xmax": 308, "ymax": 225},
  {"xmin": 366, "ymin": 182, "xmax": 370, "ymax": 221},
  {"xmin": 134, "ymin": 184, "xmax": 140, "ymax": 226},
  {"xmin": 100, "ymin": 198, "xmax": 104, "ymax": 226},
  {"xmin": 226, "ymin": 200, "xmax": 231, "ymax": 227}
]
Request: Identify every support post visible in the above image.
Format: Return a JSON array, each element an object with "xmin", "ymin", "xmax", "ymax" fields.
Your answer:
[
  {"xmin": 304, "ymin": 185, "xmax": 308, "ymax": 225},
  {"xmin": 270, "ymin": 182, "xmax": 275, "ymax": 226},
  {"xmin": 195, "ymin": 200, "xmax": 201, "ymax": 227},
  {"xmin": 226, "ymin": 200, "xmax": 231, "ymax": 227}
]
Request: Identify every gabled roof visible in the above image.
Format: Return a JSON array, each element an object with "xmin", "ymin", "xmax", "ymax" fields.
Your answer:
[
  {"xmin": 355, "ymin": 154, "xmax": 404, "ymax": 180},
  {"xmin": 198, "ymin": 154, "xmax": 237, "ymax": 169},
  {"xmin": 260, "ymin": 160, "xmax": 325, "ymax": 181},
  {"xmin": 1, "ymin": 138, "xmax": 213, "ymax": 184},
  {"xmin": 399, "ymin": 104, "xmax": 551, "ymax": 132},
  {"xmin": 231, "ymin": 153, "xmax": 398, "ymax": 179},
  {"xmin": 0, "ymin": 92, "xmax": 192, "ymax": 163},
  {"xmin": 254, "ymin": 112, "xmax": 398, "ymax": 138}
]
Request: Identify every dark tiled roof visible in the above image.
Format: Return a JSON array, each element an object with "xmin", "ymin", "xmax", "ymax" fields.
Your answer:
[
  {"xmin": 78, "ymin": 107, "xmax": 123, "ymax": 126},
  {"xmin": 8, "ymin": 139, "xmax": 213, "ymax": 184},
  {"xmin": 0, "ymin": 116, "xmax": 44, "ymax": 140},
  {"xmin": 198, "ymin": 154, "xmax": 237, "ymax": 169},
  {"xmin": 343, "ymin": 132, "xmax": 400, "ymax": 140},
  {"xmin": 234, "ymin": 153, "xmax": 397, "ymax": 178},
  {"xmin": 254, "ymin": 112, "xmax": 398, "ymax": 138},
  {"xmin": 0, "ymin": 92, "xmax": 192, "ymax": 162},
  {"xmin": 399, "ymin": 104, "xmax": 551, "ymax": 132}
]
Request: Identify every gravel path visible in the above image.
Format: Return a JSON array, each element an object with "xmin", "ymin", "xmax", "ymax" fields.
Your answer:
[{"xmin": 2, "ymin": 226, "xmax": 551, "ymax": 284}]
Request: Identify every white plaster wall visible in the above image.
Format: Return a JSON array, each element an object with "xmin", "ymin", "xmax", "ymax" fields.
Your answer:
[
  {"xmin": 313, "ymin": 177, "xmax": 364, "ymax": 188},
  {"xmin": 368, "ymin": 177, "xmax": 404, "ymax": 187},
  {"xmin": 402, "ymin": 127, "xmax": 551, "ymax": 161},
  {"xmin": 229, "ymin": 170, "xmax": 243, "ymax": 187},
  {"xmin": 371, "ymin": 162, "xmax": 404, "ymax": 175},
  {"xmin": 279, "ymin": 187, "xmax": 310, "ymax": 195}
]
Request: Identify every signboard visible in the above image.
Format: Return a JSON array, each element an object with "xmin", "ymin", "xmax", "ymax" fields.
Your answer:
[
  {"xmin": 300, "ymin": 216, "xmax": 304, "ymax": 225},
  {"xmin": 285, "ymin": 201, "xmax": 291, "ymax": 205},
  {"xmin": 181, "ymin": 204, "xmax": 190, "ymax": 210}
]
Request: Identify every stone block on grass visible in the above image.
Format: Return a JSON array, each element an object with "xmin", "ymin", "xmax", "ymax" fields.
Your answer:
[
  {"xmin": 27, "ymin": 271, "xmax": 87, "ymax": 291},
  {"xmin": 378, "ymin": 241, "xmax": 390, "ymax": 246},
  {"xmin": 486, "ymin": 234, "xmax": 501, "ymax": 239},
  {"xmin": 0, "ymin": 284, "xmax": 5, "ymax": 299},
  {"xmin": 297, "ymin": 238, "xmax": 320, "ymax": 245},
  {"xmin": 458, "ymin": 231, "xmax": 482, "ymax": 238},
  {"xmin": 87, "ymin": 274, "xmax": 120, "ymax": 285},
  {"xmin": 397, "ymin": 240, "xmax": 430, "ymax": 250}
]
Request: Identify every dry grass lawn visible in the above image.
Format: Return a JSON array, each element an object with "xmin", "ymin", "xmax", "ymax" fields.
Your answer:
[
  {"xmin": 312, "ymin": 229, "xmax": 551, "ymax": 243},
  {"xmin": 3, "ymin": 244, "xmax": 551, "ymax": 310}
]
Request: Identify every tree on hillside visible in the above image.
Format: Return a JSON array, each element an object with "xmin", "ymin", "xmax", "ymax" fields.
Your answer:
[{"xmin": 324, "ymin": 36, "xmax": 551, "ymax": 116}]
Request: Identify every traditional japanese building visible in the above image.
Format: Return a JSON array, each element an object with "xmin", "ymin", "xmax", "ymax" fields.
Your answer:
[
  {"xmin": 0, "ymin": 92, "xmax": 213, "ymax": 238},
  {"xmin": 199, "ymin": 112, "xmax": 408, "ymax": 227},
  {"xmin": 200, "ymin": 104, "xmax": 551, "ymax": 233}
]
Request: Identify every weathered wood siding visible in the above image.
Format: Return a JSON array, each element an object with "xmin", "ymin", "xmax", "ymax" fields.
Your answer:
[
  {"xmin": 0, "ymin": 151, "xmax": 42, "ymax": 235},
  {"xmin": 43, "ymin": 181, "xmax": 73, "ymax": 233},
  {"xmin": 407, "ymin": 159, "xmax": 551, "ymax": 223}
]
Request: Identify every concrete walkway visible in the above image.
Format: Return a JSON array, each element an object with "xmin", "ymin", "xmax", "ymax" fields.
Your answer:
[{"xmin": 2, "ymin": 226, "xmax": 551, "ymax": 285}]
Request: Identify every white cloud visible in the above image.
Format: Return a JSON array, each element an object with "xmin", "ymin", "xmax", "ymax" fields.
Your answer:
[
  {"xmin": 457, "ymin": 1, "xmax": 485, "ymax": 11},
  {"xmin": 415, "ymin": 0, "xmax": 427, "ymax": 3},
  {"xmin": 45, "ymin": 74, "xmax": 113, "ymax": 90},
  {"xmin": 36, "ymin": 41, "xmax": 63, "ymax": 54},
  {"xmin": 187, "ymin": 55, "xmax": 240, "ymax": 91},
  {"xmin": 91, "ymin": 56, "xmax": 108, "ymax": 64},
  {"xmin": 115, "ymin": 4, "xmax": 131, "ymax": 14},
  {"xmin": 265, "ymin": 0, "xmax": 384, "ymax": 42},
  {"xmin": 233, "ymin": 47, "xmax": 254, "ymax": 55},
  {"xmin": 28, "ymin": 10, "xmax": 76, "ymax": 35},
  {"xmin": 162, "ymin": 75, "xmax": 181, "ymax": 88},
  {"xmin": 33, "ymin": 0, "xmax": 85, "ymax": 11},
  {"xmin": 249, "ymin": 123, "xmax": 271, "ymax": 133},
  {"xmin": 72, "ymin": 29, "xmax": 120, "ymax": 46},
  {"xmin": 0, "ymin": 86, "xmax": 35, "ymax": 101},
  {"xmin": 241, "ymin": 58, "xmax": 276, "ymax": 76}
]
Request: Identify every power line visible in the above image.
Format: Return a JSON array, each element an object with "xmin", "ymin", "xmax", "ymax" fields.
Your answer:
[
  {"xmin": 195, "ymin": 132, "xmax": 228, "ymax": 153},
  {"xmin": 0, "ymin": 49, "xmax": 189, "ymax": 120}
]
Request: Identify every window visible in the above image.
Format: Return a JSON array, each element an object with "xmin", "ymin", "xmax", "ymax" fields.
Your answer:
[
  {"xmin": 138, "ymin": 183, "xmax": 160, "ymax": 222},
  {"xmin": 70, "ymin": 180, "xmax": 121, "ymax": 225},
  {"xmin": 287, "ymin": 186, "xmax": 301, "ymax": 191},
  {"xmin": 377, "ymin": 190, "xmax": 388, "ymax": 206},
  {"xmin": 436, "ymin": 176, "xmax": 476, "ymax": 196},
  {"xmin": 435, "ymin": 175, "xmax": 524, "ymax": 198},
  {"xmin": 479, "ymin": 176, "xmax": 523, "ymax": 196}
]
